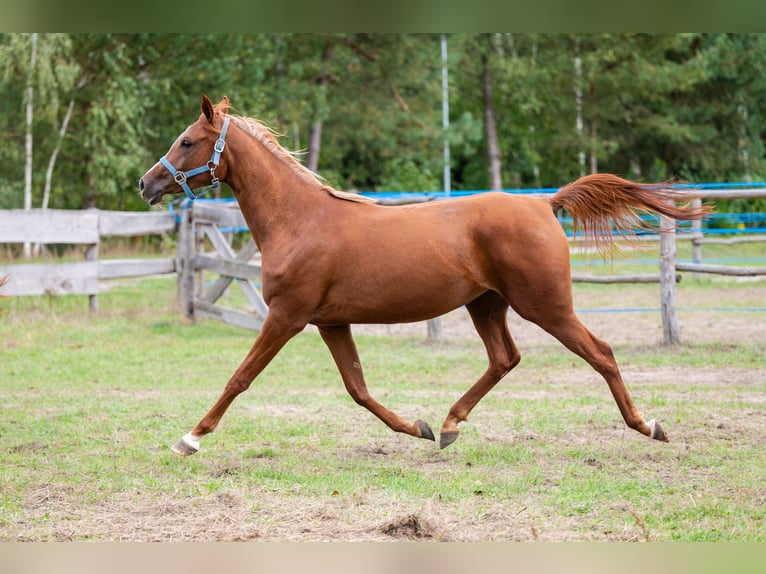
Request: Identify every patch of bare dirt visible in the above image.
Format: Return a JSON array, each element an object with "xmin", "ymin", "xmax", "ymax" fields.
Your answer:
[{"xmin": 381, "ymin": 514, "xmax": 439, "ymax": 540}]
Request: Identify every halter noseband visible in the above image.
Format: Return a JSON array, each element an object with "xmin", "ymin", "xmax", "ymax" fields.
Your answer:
[{"xmin": 159, "ymin": 116, "xmax": 231, "ymax": 200}]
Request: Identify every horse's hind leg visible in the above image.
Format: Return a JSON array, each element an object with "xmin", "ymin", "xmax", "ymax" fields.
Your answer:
[
  {"xmin": 318, "ymin": 324, "xmax": 436, "ymax": 442},
  {"xmin": 439, "ymin": 291, "xmax": 521, "ymax": 449},
  {"xmin": 529, "ymin": 307, "xmax": 668, "ymax": 442}
]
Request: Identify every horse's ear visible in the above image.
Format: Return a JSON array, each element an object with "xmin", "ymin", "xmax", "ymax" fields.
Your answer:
[
  {"xmin": 218, "ymin": 96, "xmax": 230, "ymax": 115},
  {"xmin": 201, "ymin": 94, "xmax": 215, "ymax": 124}
]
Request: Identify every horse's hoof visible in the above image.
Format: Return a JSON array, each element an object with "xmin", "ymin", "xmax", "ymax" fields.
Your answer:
[
  {"xmin": 416, "ymin": 420, "xmax": 435, "ymax": 441},
  {"xmin": 647, "ymin": 419, "xmax": 669, "ymax": 442},
  {"xmin": 439, "ymin": 430, "xmax": 460, "ymax": 449},
  {"xmin": 171, "ymin": 433, "xmax": 200, "ymax": 456}
]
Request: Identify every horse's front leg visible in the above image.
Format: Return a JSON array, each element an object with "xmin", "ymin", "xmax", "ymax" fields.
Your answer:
[
  {"xmin": 318, "ymin": 324, "xmax": 435, "ymax": 442},
  {"xmin": 172, "ymin": 309, "xmax": 305, "ymax": 456}
]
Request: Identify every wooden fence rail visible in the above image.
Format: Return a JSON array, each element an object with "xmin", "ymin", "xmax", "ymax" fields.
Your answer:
[{"xmin": 0, "ymin": 208, "xmax": 176, "ymax": 311}]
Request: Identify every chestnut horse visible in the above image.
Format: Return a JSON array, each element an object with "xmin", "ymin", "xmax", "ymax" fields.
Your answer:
[{"xmin": 139, "ymin": 95, "xmax": 708, "ymax": 456}]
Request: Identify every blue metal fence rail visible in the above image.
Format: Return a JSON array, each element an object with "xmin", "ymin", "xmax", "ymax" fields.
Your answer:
[{"xmin": 170, "ymin": 182, "xmax": 766, "ymax": 238}]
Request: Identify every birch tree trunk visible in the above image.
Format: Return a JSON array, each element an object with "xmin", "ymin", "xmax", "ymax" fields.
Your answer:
[
  {"xmin": 42, "ymin": 97, "xmax": 76, "ymax": 210},
  {"xmin": 307, "ymin": 120, "xmax": 322, "ymax": 174},
  {"xmin": 306, "ymin": 43, "xmax": 333, "ymax": 174},
  {"xmin": 589, "ymin": 82, "xmax": 598, "ymax": 174},
  {"xmin": 573, "ymin": 38, "xmax": 586, "ymax": 178},
  {"xmin": 32, "ymin": 95, "xmax": 77, "ymax": 257},
  {"xmin": 481, "ymin": 36, "xmax": 502, "ymax": 191},
  {"xmin": 737, "ymin": 97, "xmax": 752, "ymax": 182},
  {"xmin": 529, "ymin": 38, "xmax": 541, "ymax": 189},
  {"xmin": 23, "ymin": 33, "xmax": 38, "ymax": 259}
]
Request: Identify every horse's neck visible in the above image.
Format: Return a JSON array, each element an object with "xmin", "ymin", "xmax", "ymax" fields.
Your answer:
[{"xmin": 225, "ymin": 138, "xmax": 325, "ymax": 249}]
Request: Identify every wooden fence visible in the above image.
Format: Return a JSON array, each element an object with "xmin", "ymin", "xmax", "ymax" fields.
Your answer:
[
  {"xmin": 0, "ymin": 208, "xmax": 176, "ymax": 312},
  {"xmin": 2, "ymin": 187, "xmax": 764, "ymax": 345},
  {"xmin": 176, "ymin": 201, "xmax": 267, "ymax": 330},
  {"xmin": 369, "ymin": 187, "xmax": 766, "ymax": 344},
  {"xmin": 173, "ymin": 190, "xmax": 765, "ymax": 344}
]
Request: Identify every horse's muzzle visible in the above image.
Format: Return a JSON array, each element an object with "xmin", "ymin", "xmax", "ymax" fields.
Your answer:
[{"xmin": 138, "ymin": 177, "xmax": 163, "ymax": 205}]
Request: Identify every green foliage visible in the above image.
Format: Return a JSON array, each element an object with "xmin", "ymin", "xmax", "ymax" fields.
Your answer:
[
  {"xmin": 2, "ymin": 33, "xmax": 766, "ymax": 210},
  {"xmin": 377, "ymin": 157, "xmax": 440, "ymax": 192}
]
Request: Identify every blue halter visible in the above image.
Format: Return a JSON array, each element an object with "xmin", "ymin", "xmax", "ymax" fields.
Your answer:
[{"xmin": 159, "ymin": 116, "xmax": 231, "ymax": 200}]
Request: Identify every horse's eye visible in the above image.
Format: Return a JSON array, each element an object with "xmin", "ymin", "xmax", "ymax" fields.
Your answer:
[{"xmin": 180, "ymin": 139, "xmax": 193, "ymax": 148}]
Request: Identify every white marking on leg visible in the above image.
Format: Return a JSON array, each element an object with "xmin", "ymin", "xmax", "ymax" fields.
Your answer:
[
  {"xmin": 647, "ymin": 419, "xmax": 657, "ymax": 439},
  {"xmin": 182, "ymin": 432, "xmax": 201, "ymax": 451}
]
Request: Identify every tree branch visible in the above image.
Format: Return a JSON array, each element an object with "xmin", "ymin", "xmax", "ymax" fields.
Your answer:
[{"xmin": 341, "ymin": 37, "xmax": 410, "ymax": 114}]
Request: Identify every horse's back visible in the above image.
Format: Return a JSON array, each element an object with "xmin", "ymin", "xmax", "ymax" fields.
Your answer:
[
  {"xmin": 400, "ymin": 192, "xmax": 567, "ymax": 258},
  {"xmin": 370, "ymin": 192, "xmax": 557, "ymax": 233},
  {"xmin": 335, "ymin": 191, "xmax": 568, "ymax": 275}
]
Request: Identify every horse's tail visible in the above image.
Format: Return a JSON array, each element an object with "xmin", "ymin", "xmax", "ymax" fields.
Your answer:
[{"xmin": 548, "ymin": 173, "xmax": 712, "ymax": 256}]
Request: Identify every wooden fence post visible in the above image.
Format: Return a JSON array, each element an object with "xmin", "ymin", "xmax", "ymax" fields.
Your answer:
[
  {"xmin": 85, "ymin": 242, "xmax": 99, "ymax": 313},
  {"xmin": 427, "ymin": 317, "xmax": 443, "ymax": 342},
  {"xmin": 690, "ymin": 197, "xmax": 703, "ymax": 281},
  {"xmin": 660, "ymin": 212, "xmax": 680, "ymax": 345},
  {"xmin": 177, "ymin": 206, "xmax": 196, "ymax": 322},
  {"xmin": 691, "ymin": 197, "xmax": 703, "ymax": 264}
]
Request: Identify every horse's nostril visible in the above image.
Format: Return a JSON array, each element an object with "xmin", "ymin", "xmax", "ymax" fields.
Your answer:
[{"xmin": 138, "ymin": 178, "xmax": 145, "ymax": 192}]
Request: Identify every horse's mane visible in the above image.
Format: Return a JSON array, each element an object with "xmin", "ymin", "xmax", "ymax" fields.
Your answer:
[{"xmin": 228, "ymin": 115, "xmax": 376, "ymax": 204}]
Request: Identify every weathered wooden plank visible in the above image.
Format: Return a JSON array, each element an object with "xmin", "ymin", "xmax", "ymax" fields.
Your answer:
[
  {"xmin": 196, "ymin": 224, "xmax": 238, "ymax": 305},
  {"xmin": 0, "ymin": 209, "xmax": 99, "ymax": 244},
  {"xmin": 194, "ymin": 300, "xmax": 264, "ymax": 331},
  {"xmin": 571, "ymin": 274, "xmax": 681, "ymax": 284},
  {"xmin": 98, "ymin": 258, "xmax": 176, "ymax": 279},
  {"xmin": 697, "ymin": 188, "xmax": 766, "ymax": 199},
  {"xmin": 0, "ymin": 261, "xmax": 98, "ymax": 296},
  {"xmin": 192, "ymin": 202, "xmax": 248, "ymax": 228},
  {"xmin": 194, "ymin": 254, "xmax": 261, "ymax": 281},
  {"xmin": 98, "ymin": 210, "xmax": 176, "ymax": 236},
  {"xmin": 201, "ymin": 224, "xmax": 237, "ymax": 258},
  {"xmin": 198, "ymin": 235, "xmax": 260, "ymax": 305},
  {"xmin": 696, "ymin": 235, "xmax": 766, "ymax": 245},
  {"xmin": 236, "ymin": 279, "xmax": 269, "ymax": 319},
  {"xmin": 675, "ymin": 262, "xmax": 766, "ymax": 276}
]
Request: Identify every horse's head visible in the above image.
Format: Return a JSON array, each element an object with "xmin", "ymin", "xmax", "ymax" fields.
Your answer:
[{"xmin": 138, "ymin": 95, "xmax": 231, "ymax": 205}]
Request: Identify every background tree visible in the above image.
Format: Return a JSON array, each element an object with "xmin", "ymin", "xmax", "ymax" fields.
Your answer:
[{"xmin": 1, "ymin": 33, "xmax": 765, "ymax": 214}]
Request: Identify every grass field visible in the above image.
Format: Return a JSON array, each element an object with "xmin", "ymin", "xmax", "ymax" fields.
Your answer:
[{"xmin": 1, "ymin": 258, "xmax": 765, "ymax": 541}]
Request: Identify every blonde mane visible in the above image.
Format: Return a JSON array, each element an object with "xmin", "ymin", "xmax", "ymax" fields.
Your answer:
[{"xmin": 230, "ymin": 115, "xmax": 376, "ymax": 204}]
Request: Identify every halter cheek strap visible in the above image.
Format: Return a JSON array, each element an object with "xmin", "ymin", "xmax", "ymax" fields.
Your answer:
[{"xmin": 159, "ymin": 116, "xmax": 231, "ymax": 200}]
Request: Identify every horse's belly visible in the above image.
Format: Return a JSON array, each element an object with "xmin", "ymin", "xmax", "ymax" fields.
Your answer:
[{"xmin": 310, "ymin": 273, "xmax": 484, "ymax": 326}]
